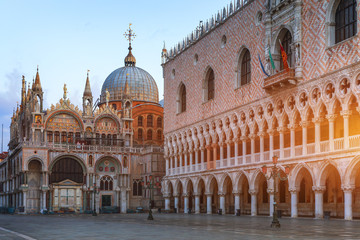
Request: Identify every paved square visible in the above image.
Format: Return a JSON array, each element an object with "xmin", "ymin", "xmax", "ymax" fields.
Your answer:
[{"xmin": 0, "ymin": 214, "xmax": 360, "ymax": 240}]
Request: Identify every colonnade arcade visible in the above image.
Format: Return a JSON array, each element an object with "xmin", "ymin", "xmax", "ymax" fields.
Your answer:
[
  {"xmin": 162, "ymin": 157, "xmax": 360, "ymax": 219},
  {"xmin": 163, "ymin": 72, "xmax": 360, "ymax": 220}
]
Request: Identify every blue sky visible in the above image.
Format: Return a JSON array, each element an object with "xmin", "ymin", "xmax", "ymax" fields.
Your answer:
[{"xmin": 0, "ymin": 0, "xmax": 231, "ymax": 151}]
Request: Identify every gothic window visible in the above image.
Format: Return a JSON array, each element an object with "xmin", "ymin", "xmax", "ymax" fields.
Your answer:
[
  {"xmin": 177, "ymin": 83, "xmax": 186, "ymax": 113},
  {"xmin": 147, "ymin": 129, "xmax": 153, "ymax": 140},
  {"xmin": 88, "ymin": 155, "xmax": 93, "ymax": 167},
  {"xmin": 133, "ymin": 179, "xmax": 143, "ymax": 196},
  {"xmin": 280, "ymin": 30, "xmax": 293, "ymax": 70},
  {"xmin": 96, "ymin": 133, "xmax": 100, "ymax": 145},
  {"xmin": 112, "ymin": 134, "xmax": 117, "ymax": 146},
  {"xmin": 157, "ymin": 130, "xmax": 162, "ymax": 141},
  {"xmin": 241, "ymin": 49, "xmax": 251, "ymax": 85},
  {"xmin": 55, "ymin": 131, "xmax": 60, "ymax": 143},
  {"xmin": 138, "ymin": 116, "xmax": 143, "ymax": 126},
  {"xmin": 107, "ymin": 134, "xmax": 111, "ymax": 146},
  {"xmin": 138, "ymin": 129, "xmax": 143, "ymax": 140},
  {"xmin": 100, "ymin": 176, "xmax": 113, "ymax": 191},
  {"xmin": 335, "ymin": 0, "xmax": 357, "ymax": 43},
  {"xmin": 147, "ymin": 115, "xmax": 153, "ymax": 127},
  {"xmin": 75, "ymin": 132, "xmax": 81, "ymax": 143},
  {"xmin": 157, "ymin": 117, "xmax": 162, "ymax": 128},
  {"xmin": 101, "ymin": 134, "xmax": 106, "ymax": 144},
  {"xmin": 123, "ymin": 156, "xmax": 127, "ymax": 168},
  {"xmin": 203, "ymin": 68, "xmax": 215, "ymax": 101},
  {"xmin": 47, "ymin": 131, "xmax": 53, "ymax": 142}
]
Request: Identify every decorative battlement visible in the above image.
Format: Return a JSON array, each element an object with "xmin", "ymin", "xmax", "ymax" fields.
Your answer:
[{"xmin": 163, "ymin": 0, "xmax": 253, "ymax": 63}]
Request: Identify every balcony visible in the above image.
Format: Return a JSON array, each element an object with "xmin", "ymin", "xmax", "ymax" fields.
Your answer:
[
  {"xmin": 167, "ymin": 135, "xmax": 360, "ymax": 176},
  {"xmin": 263, "ymin": 68, "xmax": 297, "ymax": 92}
]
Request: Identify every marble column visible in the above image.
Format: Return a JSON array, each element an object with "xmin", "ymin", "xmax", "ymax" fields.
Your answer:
[
  {"xmin": 250, "ymin": 190, "xmax": 258, "ymax": 216},
  {"xmin": 259, "ymin": 132, "xmax": 265, "ymax": 162},
  {"xmin": 301, "ymin": 121, "xmax": 308, "ymax": 155},
  {"xmin": 341, "ymin": 110, "xmax": 351, "ymax": 149},
  {"xmin": 268, "ymin": 189, "xmax": 274, "ymax": 217},
  {"xmin": 278, "ymin": 127, "xmax": 285, "ymax": 159},
  {"xmin": 313, "ymin": 186, "xmax": 325, "ymax": 219},
  {"xmin": 206, "ymin": 194, "xmax": 212, "ymax": 214},
  {"xmin": 314, "ymin": 118, "xmax": 321, "ymax": 153},
  {"xmin": 250, "ymin": 134, "xmax": 255, "ymax": 163},
  {"xmin": 220, "ymin": 143, "xmax": 224, "ymax": 168},
  {"xmin": 268, "ymin": 130, "xmax": 274, "ymax": 159},
  {"xmin": 121, "ymin": 189, "xmax": 127, "ymax": 214},
  {"xmin": 165, "ymin": 197, "xmax": 170, "ymax": 210},
  {"xmin": 219, "ymin": 194, "xmax": 225, "ymax": 214},
  {"xmin": 234, "ymin": 138, "xmax": 239, "ymax": 165},
  {"xmin": 234, "ymin": 193, "xmax": 240, "ymax": 214},
  {"xmin": 290, "ymin": 189, "xmax": 298, "ymax": 218},
  {"xmin": 327, "ymin": 115, "xmax": 336, "ymax": 151},
  {"xmin": 226, "ymin": 142, "xmax": 231, "ymax": 167},
  {"xmin": 241, "ymin": 136, "xmax": 247, "ymax": 164},
  {"xmin": 174, "ymin": 195, "xmax": 179, "ymax": 213},
  {"xmin": 289, "ymin": 124, "xmax": 296, "ymax": 157},
  {"xmin": 342, "ymin": 186, "xmax": 354, "ymax": 220},
  {"xmin": 200, "ymin": 147, "xmax": 205, "ymax": 170},
  {"xmin": 184, "ymin": 195, "xmax": 189, "ymax": 213},
  {"xmin": 165, "ymin": 158, "xmax": 169, "ymax": 175},
  {"xmin": 195, "ymin": 194, "xmax": 200, "ymax": 214}
]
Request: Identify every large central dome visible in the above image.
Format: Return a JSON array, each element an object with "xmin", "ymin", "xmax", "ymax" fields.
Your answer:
[
  {"xmin": 100, "ymin": 30, "xmax": 159, "ymax": 104},
  {"xmin": 100, "ymin": 66, "xmax": 159, "ymax": 103}
]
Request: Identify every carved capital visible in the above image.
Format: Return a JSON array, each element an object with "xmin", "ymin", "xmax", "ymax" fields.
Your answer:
[
  {"xmin": 267, "ymin": 188, "xmax": 275, "ymax": 194},
  {"xmin": 288, "ymin": 188, "xmax": 299, "ymax": 193},
  {"xmin": 312, "ymin": 186, "xmax": 326, "ymax": 193},
  {"xmin": 248, "ymin": 190, "xmax": 258, "ymax": 195},
  {"xmin": 341, "ymin": 185, "xmax": 355, "ymax": 193},
  {"xmin": 240, "ymin": 136, "xmax": 248, "ymax": 141},
  {"xmin": 300, "ymin": 121, "xmax": 310, "ymax": 128},
  {"xmin": 326, "ymin": 114, "xmax": 337, "ymax": 121},
  {"xmin": 340, "ymin": 110, "xmax": 352, "ymax": 117}
]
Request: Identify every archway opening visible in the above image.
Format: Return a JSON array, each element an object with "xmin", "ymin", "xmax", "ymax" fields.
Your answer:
[
  {"xmin": 296, "ymin": 168, "xmax": 314, "ymax": 217},
  {"xmin": 27, "ymin": 160, "xmax": 42, "ymax": 213},
  {"xmin": 321, "ymin": 165, "xmax": 343, "ymax": 218}
]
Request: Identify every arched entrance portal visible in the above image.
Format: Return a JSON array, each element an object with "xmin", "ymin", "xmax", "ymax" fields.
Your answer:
[
  {"xmin": 27, "ymin": 160, "xmax": 42, "ymax": 213},
  {"xmin": 50, "ymin": 157, "xmax": 85, "ymax": 213}
]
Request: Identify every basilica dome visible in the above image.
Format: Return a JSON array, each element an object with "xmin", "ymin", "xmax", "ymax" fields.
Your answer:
[{"xmin": 100, "ymin": 46, "xmax": 159, "ymax": 104}]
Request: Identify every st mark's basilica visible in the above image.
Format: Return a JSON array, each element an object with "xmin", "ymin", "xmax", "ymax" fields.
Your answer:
[{"xmin": 0, "ymin": 26, "xmax": 165, "ymax": 214}]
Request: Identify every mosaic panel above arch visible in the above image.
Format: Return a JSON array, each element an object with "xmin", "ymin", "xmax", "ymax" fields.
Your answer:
[
  {"xmin": 95, "ymin": 117, "xmax": 119, "ymax": 134},
  {"xmin": 96, "ymin": 158, "xmax": 120, "ymax": 174},
  {"xmin": 46, "ymin": 113, "xmax": 81, "ymax": 132}
]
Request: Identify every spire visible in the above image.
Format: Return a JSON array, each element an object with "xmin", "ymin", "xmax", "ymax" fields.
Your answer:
[
  {"xmin": 124, "ymin": 23, "xmax": 136, "ymax": 66},
  {"xmin": 21, "ymin": 75, "xmax": 26, "ymax": 105},
  {"xmin": 34, "ymin": 65, "xmax": 41, "ymax": 89},
  {"xmin": 83, "ymin": 70, "xmax": 92, "ymax": 97},
  {"xmin": 124, "ymin": 73, "xmax": 130, "ymax": 95}
]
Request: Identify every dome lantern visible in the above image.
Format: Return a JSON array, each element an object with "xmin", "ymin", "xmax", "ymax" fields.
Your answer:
[
  {"xmin": 124, "ymin": 24, "xmax": 136, "ymax": 67},
  {"xmin": 100, "ymin": 24, "xmax": 159, "ymax": 104}
]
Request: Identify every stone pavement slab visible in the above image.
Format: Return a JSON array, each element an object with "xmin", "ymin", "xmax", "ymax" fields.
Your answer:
[{"xmin": 0, "ymin": 213, "xmax": 360, "ymax": 240}]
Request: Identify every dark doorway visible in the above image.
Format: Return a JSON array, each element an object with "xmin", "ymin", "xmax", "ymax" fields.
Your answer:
[{"xmin": 102, "ymin": 195, "xmax": 111, "ymax": 207}]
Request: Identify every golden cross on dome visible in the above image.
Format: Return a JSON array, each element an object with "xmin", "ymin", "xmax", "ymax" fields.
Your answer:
[{"xmin": 124, "ymin": 23, "xmax": 136, "ymax": 46}]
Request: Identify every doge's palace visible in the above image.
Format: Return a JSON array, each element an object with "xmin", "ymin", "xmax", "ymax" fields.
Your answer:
[{"xmin": 161, "ymin": 0, "xmax": 360, "ymax": 220}]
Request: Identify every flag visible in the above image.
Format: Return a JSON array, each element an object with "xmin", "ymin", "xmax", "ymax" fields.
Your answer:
[
  {"xmin": 279, "ymin": 40, "xmax": 289, "ymax": 70},
  {"xmin": 258, "ymin": 55, "xmax": 270, "ymax": 77},
  {"xmin": 268, "ymin": 49, "xmax": 275, "ymax": 70}
]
